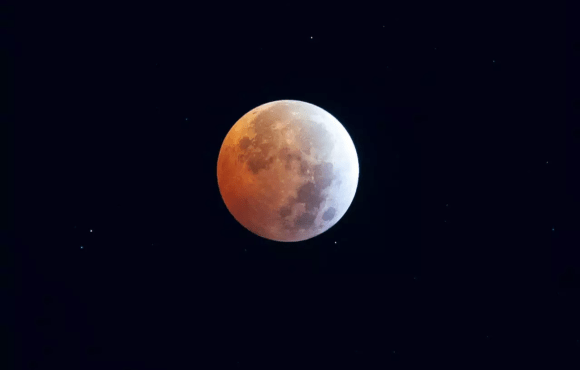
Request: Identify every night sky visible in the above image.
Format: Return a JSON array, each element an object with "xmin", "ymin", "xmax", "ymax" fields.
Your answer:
[{"xmin": 14, "ymin": 2, "xmax": 580, "ymax": 369}]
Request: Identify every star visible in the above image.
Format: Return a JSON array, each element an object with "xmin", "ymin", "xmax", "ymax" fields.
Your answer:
[
  {"xmin": 310, "ymin": 36, "xmax": 313, "ymax": 39},
  {"xmin": 552, "ymin": 228, "xmax": 555, "ymax": 231},
  {"xmin": 90, "ymin": 229, "xmax": 93, "ymax": 232},
  {"xmin": 493, "ymin": 60, "xmax": 496, "ymax": 63},
  {"xmin": 546, "ymin": 161, "xmax": 549, "ymax": 164},
  {"xmin": 334, "ymin": 241, "xmax": 337, "ymax": 244},
  {"xmin": 80, "ymin": 246, "xmax": 84, "ymax": 249},
  {"xmin": 185, "ymin": 118, "xmax": 188, "ymax": 121}
]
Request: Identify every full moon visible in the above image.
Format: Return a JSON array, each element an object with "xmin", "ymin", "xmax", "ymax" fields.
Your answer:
[{"xmin": 217, "ymin": 100, "xmax": 359, "ymax": 242}]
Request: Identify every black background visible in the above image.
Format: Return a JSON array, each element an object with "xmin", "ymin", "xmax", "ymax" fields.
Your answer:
[{"xmin": 13, "ymin": 1, "xmax": 580, "ymax": 368}]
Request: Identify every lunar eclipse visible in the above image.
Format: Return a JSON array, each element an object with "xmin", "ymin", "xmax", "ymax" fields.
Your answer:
[{"xmin": 217, "ymin": 100, "xmax": 359, "ymax": 242}]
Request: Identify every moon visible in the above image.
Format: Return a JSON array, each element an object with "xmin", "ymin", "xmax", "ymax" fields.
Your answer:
[{"xmin": 217, "ymin": 100, "xmax": 359, "ymax": 242}]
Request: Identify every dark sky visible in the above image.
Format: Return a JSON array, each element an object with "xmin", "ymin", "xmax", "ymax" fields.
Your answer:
[{"xmin": 14, "ymin": 1, "xmax": 579, "ymax": 368}]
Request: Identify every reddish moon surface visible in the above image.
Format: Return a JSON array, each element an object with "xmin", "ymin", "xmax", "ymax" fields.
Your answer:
[{"xmin": 217, "ymin": 100, "xmax": 359, "ymax": 242}]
